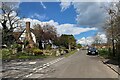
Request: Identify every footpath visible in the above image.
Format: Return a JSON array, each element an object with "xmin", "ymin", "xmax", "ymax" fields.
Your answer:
[{"xmin": 99, "ymin": 56, "xmax": 120, "ymax": 79}]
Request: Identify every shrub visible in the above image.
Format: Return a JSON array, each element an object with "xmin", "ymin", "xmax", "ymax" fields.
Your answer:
[
  {"xmin": 11, "ymin": 43, "xmax": 22, "ymax": 52},
  {"xmin": 24, "ymin": 40, "xmax": 29, "ymax": 46},
  {"xmin": 1, "ymin": 49, "xmax": 12, "ymax": 59},
  {"xmin": 64, "ymin": 49, "xmax": 69, "ymax": 53},
  {"xmin": 17, "ymin": 51, "xmax": 28, "ymax": 56},
  {"xmin": 98, "ymin": 49, "xmax": 110, "ymax": 58},
  {"xmin": 32, "ymin": 48, "xmax": 43, "ymax": 56},
  {"xmin": 46, "ymin": 44, "xmax": 51, "ymax": 50}
]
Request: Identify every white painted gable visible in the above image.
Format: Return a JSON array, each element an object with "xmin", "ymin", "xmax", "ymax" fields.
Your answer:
[{"xmin": 19, "ymin": 29, "xmax": 36, "ymax": 43}]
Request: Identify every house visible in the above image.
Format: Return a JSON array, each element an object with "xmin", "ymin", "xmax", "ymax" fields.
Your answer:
[
  {"xmin": 13, "ymin": 22, "xmax": 36, "ymax": 48},
  {"xmin": 92, "ymin": 43, "xmax": 112, "ymax": 49}
]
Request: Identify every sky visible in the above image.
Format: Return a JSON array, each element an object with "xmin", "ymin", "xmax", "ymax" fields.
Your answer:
[{"xmin": 14, "ymin": 2, "xmax": 109, "ymax": 45}]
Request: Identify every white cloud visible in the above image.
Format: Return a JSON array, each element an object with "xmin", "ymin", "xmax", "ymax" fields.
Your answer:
[
  {"xmin": 60, "ymin": 2, "xmax": 109, "ymax": 27},
  {"xmin": 73, "ymin": 2, "xmax": 108, "ymax": 27},
  {"xmin": 60, "ymin": 1, "xmax": 72, "ymax": 11},
  {"xmin": 56, "ymin": 24, "xmax": 97, "ymax": 35},
  {"xmin": 21, "ymin": 18, "xmax": 97, "ymax": 35},
  {"xmin": 95, "ymin": 32, "xmax": 107, "ymax": 43},
  {"xmin": 77, "ymin": 33, "xmax": 107, "ymax": 45},
  {"xmin": 30, "ymin": 13, "xmax": 48, "ymax": 20},
  {"xmin": 77, "ymin": 37, "xmax": 94, "ymax": 45},
  {"xmin": 40, "ymin": 2, "xmax": 47, "ymax": 9}
]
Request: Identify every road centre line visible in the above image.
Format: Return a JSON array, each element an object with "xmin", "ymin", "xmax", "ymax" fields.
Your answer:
[{"xmin": 26, "ymin": 73, "xmax": 32, "ymax": 77}]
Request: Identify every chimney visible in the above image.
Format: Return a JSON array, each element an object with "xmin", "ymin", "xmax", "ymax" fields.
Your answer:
[{"xmin": 26, "ymin": 22, "xmax": 30, "ymax": 33}]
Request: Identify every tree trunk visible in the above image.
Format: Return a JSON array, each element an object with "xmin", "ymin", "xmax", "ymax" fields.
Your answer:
[
  {"xmin": 39, "ymin": 40, "xmax": 43, "ymax": 49},
  {"xmin": 112, "ymin": 39, "xmax": 115, "ymax": 57},
  {"xmin": 69, "ymin": 43, "xmax": 71, "ymax": 51}
]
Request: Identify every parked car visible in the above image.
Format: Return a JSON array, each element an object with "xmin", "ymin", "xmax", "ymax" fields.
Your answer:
[{"xmin": 87, "ymin": 47, "xmax": 98, "ymax": 55}]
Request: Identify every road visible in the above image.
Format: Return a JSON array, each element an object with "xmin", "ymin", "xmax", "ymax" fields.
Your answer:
[
  {"xmin": 46, "ymin": 50, "xmax": 118, "ymax": 78},
  {"xmin": 2, "ymin": 50, "xmax": 118, "ymax": 78}
]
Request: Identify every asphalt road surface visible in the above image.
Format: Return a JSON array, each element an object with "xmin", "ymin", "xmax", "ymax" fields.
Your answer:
[
  {"xmin": 45, "ymin": 50, "xmax": 118, "ymax": 78},
  {"xmin": 2, "ymin": 50, "xmax": 118, "ymax": 78}
]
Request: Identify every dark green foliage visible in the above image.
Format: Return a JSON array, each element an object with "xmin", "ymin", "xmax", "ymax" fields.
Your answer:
[
  {"xmin": 98, "ymin": 49, "xmax": 111, "ymax": 58},
  {"xmin": 1, "ymin": 49, "xmax": 12, "ymax": 59},
  {"xmin": 2, "ymin": 31, "xmax": 16, "ymax": 46},
  {"xmin": 76, "ymin": 44, "xmax": 82, "ymax": 48},
  {"xmin": 54, "ymin": 34, "xmax": 76, "ymax": 49},
  {"xmin": 24, "ymin": 40, "xmax": 29, "ymax": 47}
]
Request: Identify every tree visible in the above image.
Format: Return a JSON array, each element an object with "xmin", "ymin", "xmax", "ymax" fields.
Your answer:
[
  {"xmin": 76, "ymin": 44, "xmax": 82, "ymax": 49},
  {"xmin": 104, "ymin": 1, "xmax": 120, "ymax": 57},
  {"xmin": 33, "ymin": 23, "xmax": 57, "ymax": 49},
  {"xmin": 0, "ymin": 2, "xmax": 21, "ymax": 46},
  {"xmin": 59, "ymin": 34, "xmax": 76, "ymax": 50},
  {"xmin": 33, "ymin": 24, "xmax": 43, "ymax": 49}
]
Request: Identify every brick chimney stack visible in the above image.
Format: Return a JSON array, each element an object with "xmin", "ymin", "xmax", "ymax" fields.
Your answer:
[
  {"xmin": 25, "ymin": 22, "xmax": 35, "ymax": 48},
  {"xmin": 26, "ymin": 22, "xmax": 30, "ymax": 33}
]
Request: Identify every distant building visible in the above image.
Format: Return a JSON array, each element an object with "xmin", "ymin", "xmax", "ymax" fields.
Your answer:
[{"xmin": 92, "ymin": 43, "xmax": 112, "ymax": 49}]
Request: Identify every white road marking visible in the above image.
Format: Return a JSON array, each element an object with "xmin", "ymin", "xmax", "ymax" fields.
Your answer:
[
  {"xmin": 26, "ymin": 73, "xmax": 32, "ymax": 77},
  {"xmin": 29, "ymin": 62, "xmax": 36, "ymax": 64},
  {"xmin": 33, "ymin": 68, "xmax": 37, "ymax": 70},
  {"xmin": 46, "ymin": 64, "xmax": 50, "ymax": 67},
  {"xmin": 47, "ymin": 57, "xmax": 64, "ymax": 65},
  {"xmin": 25, "ymin": 57, "xmax": 64, "ymax": 78},
  {"xmin": 46, "ymin": 63, "xmax": 49, "ymax": 65},
  {"xmin": 43, "ymin": 66, "xmax": 47, "ymax": 69},
  {"xmin": 39, "ymin": 68, "xmax": 43, "ymax": 70},
  {"xmin": 43, "ymin": 64, "xmax": 46, "ymax": 66}
]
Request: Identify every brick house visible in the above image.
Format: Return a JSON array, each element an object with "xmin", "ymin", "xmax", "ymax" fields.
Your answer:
[{"xmin": 13, "ymin": 22, "xmax": 36, "ymax": 48}]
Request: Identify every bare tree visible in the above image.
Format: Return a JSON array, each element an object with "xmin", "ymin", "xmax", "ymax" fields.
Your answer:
[
  {"xmin": 0, "ymin": 2, "xmax": 20, "ymax": 31},
  {"xmin": 105, "ymin": 1, "xmax": 120, "ymax": 57},
  {"xmin": 0, "ymin": 2, "xmax": 21, "ymax": 46}
]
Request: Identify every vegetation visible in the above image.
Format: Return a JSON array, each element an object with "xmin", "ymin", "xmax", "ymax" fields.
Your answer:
[
  {"xmin": 32, "ymin": 48, "xmax": 43, "ymax": 55},
  {"xmin": 92, "ymin": 2, "xmax": 120, "ymax": 62},
  {"xmin": 54, "ymin": 34, "xmax": 76, "ymax": 50},
  {"xmin": 0, "ymin": 3, "xmax": 78, "ymax": 60},
  {"xmin": 1, "ymin": 49, "xmax": 12, "ymax": 59},
  {"xmin": 103, "ymin": 2, "xmax": 120, "ymax": 60},
  {"xmin": 98, "ymin": 49, "xmax": 110, "ymax": 58},
  {"xmin": 0, "ymin": 2, "xmax": 21, "ymax": 46},
  {"xmin": 65, "ymin": 50, "xmax": 77, "ymax": 57},
  {"xmin": 33, "ymin": 24, "xmax": 57, "ymax": 49},
  {"xmin": 76, "ymin": 44, "xmax": 82, "ymax": 49}
]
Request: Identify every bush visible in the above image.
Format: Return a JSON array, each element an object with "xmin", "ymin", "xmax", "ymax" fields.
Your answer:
[
  {"xmin": 98, "ymin": 49, "xmax": 110, "ymax": 58},
  {"xmin": 32, "ymin": 48, "xmax": 43, "ymax": 56},
  {"xmin": 17, "ymin": 51, "xmax": 28, "ymax": 56},
  {"xmin": 64, "ymin": 49, "xmax": 69, "ymax": 53},
  {"xmin": 11, "ymin": 43, "xmax": 22, "ymax": 52},
  {"xmin": 46, "ymin": 44, "xmax": 51, "ymax": 50},
  {"xmin": 1, "ymin": 49, "xmax": 12, "ymax": 59}
]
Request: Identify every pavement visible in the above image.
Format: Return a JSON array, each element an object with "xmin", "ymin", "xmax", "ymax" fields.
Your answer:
[
  {"xmin": 99, "ymin": 56, "xmax": 120, "ymax": 79},
  {"xmin": 2, "ymin": 56, "xmax": 64, "ymax": 79},
  {"xmin": 1, "ymin": 50, "xmax": 119, "ymax": 79}
]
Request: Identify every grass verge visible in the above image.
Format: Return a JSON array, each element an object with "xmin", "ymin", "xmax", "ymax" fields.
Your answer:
[
  {"xmin": 65, "ymin": 50, "xmax": 77, "ymax": 57},
  {"xmin": 18, "ymin": 55, "xmax": 48, "ymax": 59}
]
